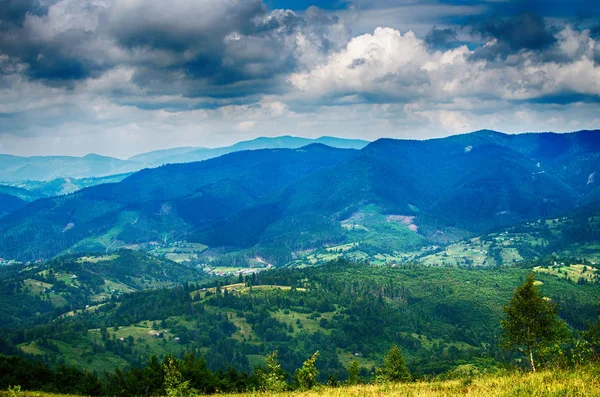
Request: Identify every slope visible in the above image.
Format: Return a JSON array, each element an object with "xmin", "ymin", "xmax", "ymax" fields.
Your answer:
[
  {"xmin": 0, "ymin": 192, "xmax": 27, "ymax": 218},
  {"xmin": 0, "ymin": 249, "xmax": 206, "ymax": 327},
  {"xmin": 0, "ymin": 145, "xmax": 357, "ymax": 261}
]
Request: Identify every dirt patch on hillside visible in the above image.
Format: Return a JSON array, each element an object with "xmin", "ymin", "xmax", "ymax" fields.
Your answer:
[{"xmin": 386, "ymin": 215, "xmax": 418, "ymax": 232}]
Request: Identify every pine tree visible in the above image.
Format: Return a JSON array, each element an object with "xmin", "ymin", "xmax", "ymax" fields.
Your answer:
[
  {"xmin": 378, "ymin": 344, "xmax": 410, "ymax": 382},
  {"xmin": 500, "ymin": 273, "xmax": 569, "ymax": 372}
]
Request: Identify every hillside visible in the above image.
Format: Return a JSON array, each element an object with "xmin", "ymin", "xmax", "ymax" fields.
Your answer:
[
  {"xmin": 287, "ymin": 204, "xmax": 600, "ymax": 268},
  {"xmin": 0, "ymin": 145, "xmax": 357, "ymax": 261},
  {"xmin": 1, "ymin": 259, "xmax": 597, "ymax": 376},
  {"xmin": 210, "ymin": 367, "xmax": 600, "ymax": 397},
  {"xmin": 0, "ymin": 192, "xmax": 27, "ymax": 218},
  {"xmin": 0, "ymin": 131, "xmax": 598, "ymax": 264},
  {"xmin": 4, "ymin": 174, "xmax": 133, "ymax": 198},
  {"xmin": 0, "ymin": 250, "xmax": 206, "ymax": 327}
]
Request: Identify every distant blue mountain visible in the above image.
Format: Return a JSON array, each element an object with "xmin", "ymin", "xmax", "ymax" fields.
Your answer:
[
  {"xmin": 128, "ymin": 136, "xmax": 369, "ymax": 167},
  {"xmin": 0, "ymin": 136, "xmax": 369, "ymax": 182}
]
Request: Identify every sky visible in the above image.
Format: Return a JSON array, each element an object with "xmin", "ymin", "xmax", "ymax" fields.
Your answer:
[{"xmin": 0, "ymin": 0, "xmax": 599, "ymax": 158}]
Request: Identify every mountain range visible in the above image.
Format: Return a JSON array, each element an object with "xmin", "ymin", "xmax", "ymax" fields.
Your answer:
[
  {"xmin": 0, "ymin": 136, "xmax": 369, "ymax": 182},
  {"xmin": 0, "ymin": 129, "xmax": 598, "ymax": 263}
]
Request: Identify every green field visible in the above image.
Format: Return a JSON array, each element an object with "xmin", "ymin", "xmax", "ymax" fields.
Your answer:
[{"xmin": 534, "ymin": 263, "xmax": 599, "ymax": 283}]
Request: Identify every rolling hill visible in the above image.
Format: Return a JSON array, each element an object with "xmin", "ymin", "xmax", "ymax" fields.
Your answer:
[{"xmin": 0, "ymin": 249, "xmax": 206, "ymax": 327}]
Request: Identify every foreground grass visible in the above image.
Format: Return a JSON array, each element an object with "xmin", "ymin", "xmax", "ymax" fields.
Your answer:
[
  {"xmin": 4, "ymin": 366, "xmax": 600, "ymax": 397},
  {"xmin": 217, "ymin": 366, "xmax": 600, "ymax": 397}
]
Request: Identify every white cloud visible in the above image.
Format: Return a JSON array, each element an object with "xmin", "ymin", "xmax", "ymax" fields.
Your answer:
[
  {"xmin": 289, "ymin": 25, "xmax": 600, "ymax": 102},
  {"xmin": 1, "ymin": 1, "xmax": 599, "ymax": 157}
]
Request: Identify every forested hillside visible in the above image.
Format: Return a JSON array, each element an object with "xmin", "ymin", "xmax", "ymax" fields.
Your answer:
[
  {"xmin": 0, "ymin": 250, "xmax": 205, "ymax": 327},
  {"xmin": 1, "ymin": 259, "xmax": 597, "ymax": 377}
]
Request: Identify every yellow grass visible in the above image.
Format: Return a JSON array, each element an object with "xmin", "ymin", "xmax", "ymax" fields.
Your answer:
[
  {"xmin": 212, "ymin": 366, "xmax": 600, "ymax": 397},
  {"xmin": 3, "ymin": 366, "xmax": 600, "ymax": 397}
]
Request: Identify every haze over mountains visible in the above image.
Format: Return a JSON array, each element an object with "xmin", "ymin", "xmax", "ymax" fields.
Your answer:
[
  {"xmin": 0, "ymin": 129, "xmax": 598, "ymax": 263},
  {"xmin": 0, "ymin": 136, "xmax": 369, "ymax": 182}
]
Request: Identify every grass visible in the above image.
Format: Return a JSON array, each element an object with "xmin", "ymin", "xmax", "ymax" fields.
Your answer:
[
  {"xmin": 150, "ymin": 242, "xmax": 209, "ymax": 264},
  {"xmin": 336, "ymin": 349, "xmax": 375, "ymax": 369},
  {"xmin": 270, "ymin": 309, "xmax": 335, "ymax": 336},
  {"xmin": 76, "ymin": 255, "xmax": 119, "ymax": 264},
  {"xmin": 534, "ymin": 264, "xmax": 599, "ymax": 283},
  {"xmin": 212, "ymin": 366, "xmax": 600, "ymax": 397},
  {"xmin": 5, "ymin": 366, "xmax": 600, "ymax": 396}
]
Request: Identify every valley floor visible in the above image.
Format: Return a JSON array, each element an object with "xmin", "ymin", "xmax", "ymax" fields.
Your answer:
[{"xmin": 5, "ymin": 366, "xmax": 600, "ymax": 397}]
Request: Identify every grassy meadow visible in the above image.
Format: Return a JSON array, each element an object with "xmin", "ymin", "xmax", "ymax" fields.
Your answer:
[{"xmin": 3, "ymin": 365, "xmax": 600, "ymax": 397}]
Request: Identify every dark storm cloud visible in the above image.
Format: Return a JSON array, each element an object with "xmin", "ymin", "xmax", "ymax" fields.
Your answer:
[
  {"xmin": 1, "ymin": 29, "xmax": 110, "ymax": 84},
  {"xmin": 0, "ymin": 0, "xmax": 114, "ymax": 84},
  {"xmin": 469, "ymin": 13, "xmax": 557, "ymax": 61},
  {"xmin": 0, "ymin": 0, "xmax": 50, "ymax": 30},
  {"xmin": 110, "ymin": 0, "xmax": 266, "ymax": 51},
  {"xmin": 0, "ymin": 0, "xmax": 341, "ymax": 99},
  {"xmin": 118, "ymin": 5, "xmax": 309, "ymax": 101},
  {"xmin": 424, "ymin": 27, "xmax": 458, "ymax": 50}
]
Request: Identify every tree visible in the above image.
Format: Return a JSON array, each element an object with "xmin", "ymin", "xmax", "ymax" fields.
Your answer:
[
  {"xmin": 257, "ymin": 351, "xmax": 287, "ymax": 392},
  {"xmin": 163, "ymin": 357, "xmax": 197, "ymax": 397},
  {"xmin": 347, "ymin": 360, "xmax": 361, "ymax": 385},
  {"xmin": 377, "ymin": 344, "xmax": 410, "ymax": 382},
  {"xmin": 295, "ymin": 351, "xmax": 319, "ymax": 391},
  {"xmin": 581, "ymin": 299, "xmax": 600, "ymax": 361},
  {"xmin": 500, "ymin": 273, "xmax": 569, "ymax": 372}
]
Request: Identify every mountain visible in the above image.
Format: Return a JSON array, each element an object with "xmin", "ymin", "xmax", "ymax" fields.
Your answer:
[
  {"xmin": 0, "ymin": 192, "xmax": 27, "ymax": 218},
  {"xmin": 128, "ymin": 136, "xmax": 370, "ymax": 168},
  {"xmin": 0, "ymin": 130, "xmax": 598, "ymax": 264},
  {"xmin": 0, "ymin": 136, "xmax": 369, "ymax": 182},
  {"xmin": 0, "ymin": 154, "xmax": 142, "ymax": 182},
  {"xmin": 5, "ymin": 173, "xmax": 132, "ymax": 198},
  {"xmin": 0, "ymin": 145, "xmax": 357, "ymax": 260},
  {"xmin": 0, "ymin": 185, "xmax": 44, "ymax": 202},
  {"xmin": 0, "ymin": 175, "xmax": 133, "ymax": 218},
  {"xmin": 199, "ymin": 132, "xmax": 591, "ymax": 256}
]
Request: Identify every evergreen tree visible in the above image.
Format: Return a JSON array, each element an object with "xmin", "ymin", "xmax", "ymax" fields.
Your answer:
[
  {"xmin": 500, "ymin": 273, "xmax": 569, "ymax": 372},
  {"xmin": 378, "ymin": 344, "xmax": 410, "ymax": 382}
]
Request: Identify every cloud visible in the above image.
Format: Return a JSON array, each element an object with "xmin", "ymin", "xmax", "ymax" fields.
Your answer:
[
  {"xmin": 470, "ymin": 13, "xmax": 557, "ymax": 61},
  {"xmin": 0, "ymin": 0, "xmax": 345, "ymax": 95},
  {"xmin": 0, "ymin": 0, "xmax": 50, "ymax": 29},
  {"xmin": 425, "ymin": 27, "xmax": 458, "ymax": 50},
  {"xmin": 289, "ymin": 24, "xmax": 600, "ymax": 104},
  {"xmin": 0, "ymin": 1, "xmax": 599, "ymax": 157}
]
